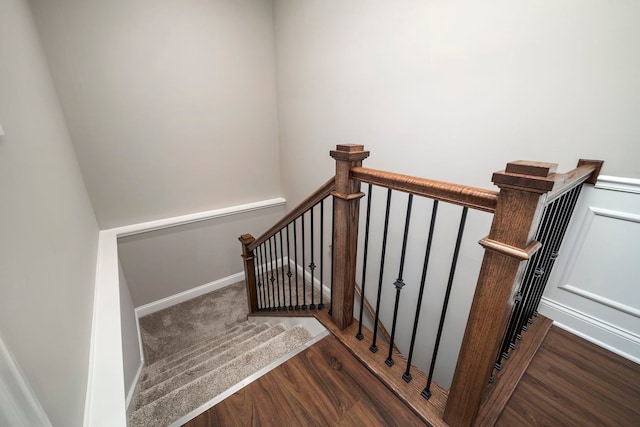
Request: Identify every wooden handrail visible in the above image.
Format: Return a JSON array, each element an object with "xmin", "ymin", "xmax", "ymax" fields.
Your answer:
[
  {"xmin": 351, "ymin": 167, "xmax": 498, "ymax": 213},
  {"xmin": 248, "ymin": 177, "xmax": 335, "ymax": 251},
  {"xmin": 546, "ymin": 160, "xmax": 603, "ymax": 203}
]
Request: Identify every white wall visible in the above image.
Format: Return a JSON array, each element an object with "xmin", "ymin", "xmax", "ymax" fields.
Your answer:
[
  {"xmin": 0, "ymin": 1, "xmax": 99, "ymax": 426},
  {"xmin": 274, "ymin": 0, "xmax": 640, "ymax": 387},
  {"xmin": 275, "ymin": 0, "xmax": 640, "ymax": 207},
  {"xmin": 30, "ymin": 0, "xmax": 282, "ymax": 228},
  {"xmin": 118, "ymin": 204, "xmax": 286, "ymax": 307}
]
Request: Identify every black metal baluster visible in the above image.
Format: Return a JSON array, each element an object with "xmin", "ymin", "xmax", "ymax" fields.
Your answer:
[
  {"xmin": 357, "ymin": 184, "xmax": 373, "ymax": 340},
  {"xmin": 261, "ymin": 243, "xmax": 272, "ymax": 310},
  {"xmin": 310, "ymin": 205, "xmax": 317, "ymax": 310},
  {"xmin": 525, "ymin": 186, "xmax": 582, "ymax": 323},
  {"xmin": 403, "ymin": 200, "xmax": 438, "ymax": 382},
  {"xmin": 286, "ymin": 223, "xmax": 294, "ymax": 310},
  {"xmin": 301, "ymin": 211, "xmax": 307, "ymax": 310},
  {"xmin": 329, "ymin": 201, "xmax": 335, "ymax": 316},
  {"xmin": 319, "ymin": 199, "xmax": 325, "ymax": 310},
  {"xmin": 370, "ymin": 188, "xmax": 393, "ymax": 353},
  {"xmin": 293, "ymin": 218, "xmax": 301, "ymax": 310},
  {"xmin": 386, "ymin": 194, "xmax": 414, "ymax": 367},
  {"xmin": 268, "ymin": 236, "xmax": 281, "ymax": 310},
  {"xmin": 279, "ymin": 230, "xmax": 287, "ymax": 311},
  {"xmin": 495, "ymin": 201, "xmax": 557, "ymax": 370},
  {"xmin": 422, "ymin": 207, "xmax": 468, "ymax": 399},
  {"xmin": 254, "ymin": 246, "xmax": 263, "ymax": 310}
]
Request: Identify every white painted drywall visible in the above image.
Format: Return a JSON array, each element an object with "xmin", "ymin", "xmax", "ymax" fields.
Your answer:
[
  {"xmin": 274, "ymin": 0, "xmax": 640, "ymax": 386},
  {"xmin": 0, "ymin": 1, "xmax": 99, "ymax": 426},
  {"xmin": 118, "ymin": 261, "xmax": 142, "ymax": 398},
  {"xmin": 29, "ymin": 0, "xmax": 282, "ymax": 228},
  {"xmin": 118, "ymin": 204, "xmax": 286, "ymax": 307}
]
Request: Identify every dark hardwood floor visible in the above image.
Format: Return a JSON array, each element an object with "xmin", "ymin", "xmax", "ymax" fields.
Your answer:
[
  {"xmin": 496, "ymin": 325, "xmax": 640, "ymax": 426},
  {"xmin": 182, "ymin": 334, "xmax": 427, "ymax": 427},
  {"xmin": 183, "ymin": 325, "xmax": 639, "ymax": 427}
]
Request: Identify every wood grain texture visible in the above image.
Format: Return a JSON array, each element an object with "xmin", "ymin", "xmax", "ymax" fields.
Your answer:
[
  {"xmin": 239, "ymin": 234, "xmax": 258, "ymax": 313},
  {"xmin": 445, "ymin": 166, "xmax": 556, "ymax": 427},
  {"xmin": 182, "ymin": 335, "xmax": 427, "ymax": 427},
  {"xmin": 475, "ymin": 315, "xmax": 553, "ymax": 426},
  {"xmin": 315, "ymin": 310, "xmax": 449, "ymax": 427},
  {"xmin": 330, "ymin": 145, "xmax": 369, "ymax": 330},
  {"xmin": 496, "ymin": 326, "xmax": 640, "ymax": 427},
  {"xmin": 248, "ymin": 177, "xmax": 335, "ymax": 251},
  {"xmin": 351, "ymin": 166, "xmax": 498, "ymax": 213}
]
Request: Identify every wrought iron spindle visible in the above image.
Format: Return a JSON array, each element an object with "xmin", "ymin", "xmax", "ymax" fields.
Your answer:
[
  {"xmin": 370, "ymin": 188, "xmax": 393, "ymax": 353},
  {"xmin": 293, "ymin": 218, "xmax": 300, "ymax": 310},
  {"xmin": 329, "ymin": 203, "xmax": 335, "ymax": 316},
  {"xmin": 422, "ymin": 207, "xmax": 468, "ymax": 399},
  {"xmin": 357, "ymin": 184, "xmax": 373, "ymax": 340},
  {"xmin": 517, "ymin": 200, "xmax": 563, "ymax": 333},
  {"xmin": 286, "ymin": 223, "xmax": 294, "ymax": 310},
  {"xmin": 524, "ymin": 186, "xmax": 582, "ymax": 324},
  {"xmin": 269, "ymin": 236, "xmax": 281, "ymax": 310},
  {"xmin": 495, "ymin": 201, "xmax": 558, "ymax": 368},
  {"xmin": 260, "ymin": 243, "xmax": 271, "ymax": 310},
  {"xmin": 279, "ymin": 230, "xmax": 287, "ymax": 310},
  {"xmin": 310, "ymin": 205, "xmax": 317, "ymax": 309},
  {"xmin": 254, "ymin": 246, "xmax": 263, "ymax": 310},
  {"xmin": 319, "ymin": 199, "xmax": 325, "ymax": 310},
  {"xmin": 386, "ymin": 194, "xmax": 414, "ymax": 367},
  {"xmin": 301, "ymin": 211, "xmax": 307, "ymax": 310},
  {"xmin": 403, "ymin": 200, "xmax": 438, "ymax": 382}
]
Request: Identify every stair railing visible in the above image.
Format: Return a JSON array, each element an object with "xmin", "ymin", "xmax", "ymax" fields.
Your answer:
[
  {"xmin": 239, "ymin": 144, "xmax": 602, "ymax": 427},
  {"xmin": 240, "ymin": 177, "xmax": 335, "ymax": 313}
]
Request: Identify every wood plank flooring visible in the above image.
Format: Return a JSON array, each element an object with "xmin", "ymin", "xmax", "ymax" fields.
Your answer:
[
  {"xmin": 496, "ymin": 325, "xmax": 640, "ymax": 426},
  {"xmin": 182, "ymin": 335, "xmax": 427, "ymax": 427}
]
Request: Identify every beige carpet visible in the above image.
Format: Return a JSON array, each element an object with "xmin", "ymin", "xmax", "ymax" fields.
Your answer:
[
  {"xmin": 131, "ymin": 280, "xmax": 314, "ymax": 426},
  {"xmin": 138, "ymin": 281, "xmax": 249, "ymax": 365}
]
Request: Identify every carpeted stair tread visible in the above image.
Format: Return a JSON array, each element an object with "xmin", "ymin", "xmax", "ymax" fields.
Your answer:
[
  {"xmin": 130, "ymin": 325, "xmax": 313, "ymax": 427},
  {"xmin": 136, "ymin": 324, "xmax": 286, "ymax": 405},
  {"xmin": 144, "ymin": 321, "xmax": 256, "ymax": 373},
  {"xmin": 142, "ymin": 323, "xmax": 269, "ymax": 384}
]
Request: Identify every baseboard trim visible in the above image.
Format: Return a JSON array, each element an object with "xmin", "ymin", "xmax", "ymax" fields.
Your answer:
[
  {"xmin": 135, "ymin": 272, "xmax": 245, "ymax": 318},
  {"xmin": 538, "ymin": 297, "xmax": 640, "ymax": 364}
]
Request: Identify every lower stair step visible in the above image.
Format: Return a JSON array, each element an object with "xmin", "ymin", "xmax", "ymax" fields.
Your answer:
[{"xmin": 130, "ymin": 325, "xmax": 313, "ymax": 427}]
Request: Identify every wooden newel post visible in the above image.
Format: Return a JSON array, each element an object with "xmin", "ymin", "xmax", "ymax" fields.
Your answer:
[
  {"xmin": 330, "ymin": 144, "xmax": 370, "ymax": 330},
  {"xmin": 444, "ymin": 161, "xmax": 562, "ymax": 427},
  {"xmin": 239, "ymin": 233, "xmax": 258, "ymax": 314}
]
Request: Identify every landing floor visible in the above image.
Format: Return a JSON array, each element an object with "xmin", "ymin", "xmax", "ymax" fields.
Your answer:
[
  {"xmin": 182, "ymin": 334, "xmax": 427, "ymax": 426},
  {"xmin": 496, "ymin": 325, "xmax": 640, "ymax": 426}
]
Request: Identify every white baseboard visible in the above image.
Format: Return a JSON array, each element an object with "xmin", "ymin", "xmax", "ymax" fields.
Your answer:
[
  {"xmin": 135, "ymin": 272, "xmax": 246, "ymax": 318},
  {"xmin": 291, "ymin": 261, "xmax": 332, "ymax": 304},
  {"xmin": 538, "ymin": 297, "xmax": 640, "ymax": 364}
]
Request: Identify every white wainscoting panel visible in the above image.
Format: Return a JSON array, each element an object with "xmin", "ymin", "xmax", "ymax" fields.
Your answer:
[{"xmin": 539, "ymin": 176, "xmax": 640, "ymax": 363}]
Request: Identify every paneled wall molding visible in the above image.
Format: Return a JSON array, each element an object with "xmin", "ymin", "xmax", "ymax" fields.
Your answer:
[
  {"xmin": 596, "ymin": 175, "xmax": 640, "ymax": 194},
  {"xmin": 558, "ymin": 285, "xmax": 640, "ymax": 319}
]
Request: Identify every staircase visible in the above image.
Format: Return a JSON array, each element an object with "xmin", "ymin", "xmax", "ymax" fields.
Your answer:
[{"xmin": 129, "ymin": 320, "xmax": 313, "ymax": 427}]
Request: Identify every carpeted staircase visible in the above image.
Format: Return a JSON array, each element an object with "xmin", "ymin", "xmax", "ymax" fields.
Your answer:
[{"xmin": 130, "ymin": 319, "xmax": 313, "ymax": 426}]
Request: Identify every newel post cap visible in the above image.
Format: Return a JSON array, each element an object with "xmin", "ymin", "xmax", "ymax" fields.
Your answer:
[
  {"xmin": 330, "ymin": 144, "xmax": 370, "ymax": 162},
  {"xmin": 492, "ymin": 160, "xmax": 563, "ymax": 193}
]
